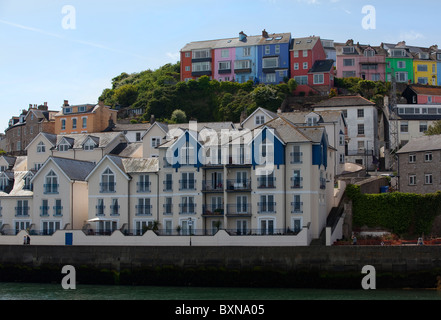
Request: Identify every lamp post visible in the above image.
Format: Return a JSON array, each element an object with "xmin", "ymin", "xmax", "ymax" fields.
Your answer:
[{"xmin": 188, "ymin": 217, "xmax": 193, "ymax": 246}]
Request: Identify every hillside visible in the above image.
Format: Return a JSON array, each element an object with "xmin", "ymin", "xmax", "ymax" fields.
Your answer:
[{"xmin": 98, "ymin": 62, "xmax": 392, "ymax": 124}]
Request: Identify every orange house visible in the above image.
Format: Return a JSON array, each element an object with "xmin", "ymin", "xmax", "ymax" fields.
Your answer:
[{"xmin": 54, "ymin": 100, "xmax": 118, "ymax": 135}]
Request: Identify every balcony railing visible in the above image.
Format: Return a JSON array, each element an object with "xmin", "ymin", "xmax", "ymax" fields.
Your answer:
[
  {"xmin": 290, "ymin": 152, "xmax": 303, "ymax": 164},
  {"xmin": 163, "ymin": 203, "xmax": 173, "ymax": 215},
  {"xmin": 291, "ymin": 202, "xmax": 303, "ymax": 214},
  {"xmin": 95, "ymin": 205, "xmax": 105, "ymax": 216},
  {"xmin": 320, "ymin": 178, "xmax": 327, "ymax": 190},
  {"xmin": 226, "ymin": 179, "xmax": 251, "ymax": 191},
  {"xmin": 226, "ymin": 203, "xmax": 251, "ymax": 216},
  {"xmin": 100, "ymin": 182, "xmax": 116, "ymax": 193},
  {"xmin": 202, "ymin": 205, "xmax": 224, "ymax": 216},
  {"xmin": 15, "ymin": 207, "xmax": 30, "ymax": 217},
  {"xmin": 202, "ymin": 180, "xmax": 224, "ymax": 192},
  {"xmin": 136, "ymin": 205, "xmax": 152, "ymax": 216},
  {"xmin": 40, "ymin": 206, "xmax": 50, "ymax": 217},
  {"xmin": 137, "ymin": 182, "xmax": 151, "ymax": 193},
  {"xmin": 179, "ymin": 203, "xmax": 196, "ymax": 215},
  {"xmin": 53, "ymin": 206, "xmax": 63, "ymax": 217},
  {"xmin": 257, "ymin": 177, "xmax": 276, "ymax": 189},
  {"xmin": 44, "ymin": 184, "xmax": 59, "ymax": 194},
  {"xmin": 179, "ymin": 180, "xmax": 196, "ymax": 191},
  {"xmin": 290, "ymin": 177, "xmax": 303, "ymax": 189},
  {"xmin": 110, "ymin": 205, "xmax": 120, "ymax": 216},
  {"xmin": 257, "ymin": 202, "xmax": 276, "ymax": 214},
  {"xmin": 163, "ymin": 180, "xmax": 173, "ymax": 192}
]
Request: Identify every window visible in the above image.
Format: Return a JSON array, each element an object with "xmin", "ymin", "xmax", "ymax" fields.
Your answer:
[
  {"xmin": 234, "ymin": 60, "xmax": 251, "ymax": 70},
  {"xmin": 275, "ymin": 45, "xmax": 280, "ymax": 54},
  {"xmin": 418, "ymin": 77, "xmax": 428, "ymax": 85},
  {"xmin": 417, "ymin": 65, "xmax": 428, "ymax": 72},
  {"xmin": 292, "ymin": 195, "xmax": 302, "ymax": 213},
  {"xmin": 151, "ymin": 137, "xmax": 161, "ymax": 148},
  {"xmin": 343, "ymin": 59, "xmax": 355, "ymax": 67},
  {"xmin": 236, "ymin": 195, "xmax": 248, "ymax": 214},
  {"xmin": 72, "ymin": 118, "xmax": 77, "ymax": 129},
  {"xmin": 409, "ymin": 154, "xmax": 416, "ymax": 163},
  {"xmin": 263, "ymin": 57, "xmax": 278, "ymax": 68},
  {"xmin": 40, "ymin": 199, "xmax": 49, "ymax": 216},
  {"xmin": 255, "ymin": 115, "xmax": 265, "ymax": 125},
  {"xmin": 54, "ymin": 199, "xmax": 63, "ymax": 216},
  {"xmin": 425, "ymin": 174, "xmax": 433, "ymax": 185},
  {"xmin": 221, "ymin": 49, "xmax": 229, "ymax": 58},
  {"xmin": 136, "ymin": 198, "xmax": 152, "ymax": 216},
  {"xmin": 258, "ymin": 195, "xmax": 275, "ymax": 213},
  {"xmin": 342, "ymin": 71, "xmax": 356, "ymax": 78},
  {"xmin": 185, "ymin": 52, "xmax": 191, "ymax": 58},
  {"xmin": 23, "ymin": 174, "xmax": 33, "ymax": 190},
  {"xmin": 96, "ymin": 199, "xmax": 105, "ymax": 216},
  {"xmin": 397, "ymin": 61, "xmax": 406, "ymax": 69},
  {"xmin": 110, "ymin": 199, "xmax": 119, "ymax": 216},
  {"xmin": 58, "ymin": 140, "xmax": 71, "ymax": 152},
  {"xmin": 303, "ymin": 62, "xmax": 308, "ymax": 70},
  {"xmin": 37, "ymin": 141, "xmax": 46, "ymax": 153},
  {"xmin": 137, "ymin": 175, "xmax": 151, "ymax": 193},
  {"xmin": 78, "ymin": 106, "xmax": 86, "ymax": 112},
  {"xmin": 294, "ymin": 50, "xmax": 299, "ymax": 58},
  {"xmin": 425, "ymin": 153, "xmax": 433, "ymax": 162},
  {"xmin": 313, "ymin": 74, "xmax": 324, "ymax": 84},
  {"xmin": 409, "ymin": 175, "xmax": 416, "ymax": 185},
  {"xmin": 61, "ymin": 119, "xmax": 66, "ymax": 130},
  {"xmin": 180, "ymin": 141, "xmax": 195, "ymax": 165},
  {"xmin": 82, "ymin": 117, "xmax": 87, "ymax": 129},
  {"xmin": 164, "ymin": 197, "xmax": 173, "ymax": 215},
  {"xmin": 303, "ymin": 50, "xmax": 308, "ymax": 57},
  {"xmin": 291, "ymin": 145, "xmax": 302, "ymax": 164},
  {"xmin": 44, "ymin": 170, "xmax": 58, "ymax": 194},
  {"xmin": 291, "ymin": 170, "xmax": 302, "ymax": 188},
  {"xmin": 339, "ymin": 154, "xmax": 345, "ymax": 164},
  {"xmin": 243, "ymin": 47, "xmax": 251, "ymax": 57},
  {"xmin": 357, "ymin": 109, "xmax": 364, "ymax": 118},
  {"xmin": 358, "ymin": 124, "xmax": 365, "ymax": 135},
  {"xmin": 100, "ymin": 168, "xmax": 115, "ymax": 192},
  {"xmin": 400, "ymin": 122, "xmax": 408, "ymax": 133},
  {"xmin": 185, "ymin": 66, "xmax": 190, "ymax": 72},
  {"xmin": 42, "ymin": 221, "xmax": 61, "ymax": 235},
  {"xmin": 192, "ymin": 49, "xmax": 210, "ymax": 59},
  {"xmin": 192, "ymin": 62, "xmax": 211, "ymax": 72},
  {"xmin": 0, "ymin": 175, "xmax": 8, "ymax": 191},
  {"xmin": 260, "ymin": 218, "xmax": 275, "ymax": 235},
  {"xmin": 294, "ymin": 63, "xmax": 299, "ymax": 70},
  {"xmin": 180, "ymin": 172, "xmax": 195, "ymax": 190},
  {"xmin": 63, "ymin": 108, "xmax": 72, "ymax": 114},
  {"xmin": 265, "ymin": 46, "xmax": 270, "ymax": 55},
  {"xmin": 265, "ymin": 73, "xmax": 276, "ymax": 83},
  {"xmin": 364, "ymin": 50, "xmax": 375, "ymax": 57},
  {"xmin": 294, "ymin": 76, "xmax": 308, "ymax": 85},
  {"xmin": 391, "ymin": 49, "xmax": 405, "ymax": 57},
  {"xmin": 180, "ymin": 196, "xmax": 195, "ymax": 214},
  {"xmin": 343, "ymin": 47, "xmax": 355, "ymax": 54},
  {"xmin": 164, "ymin": 173, "xmax": 173, "ymax": 191},
  {"xmin": 420, "ymin": 122, "xmax": 428, "ymax": 133},
  {"xmin": 83, "ymin": 139, "xmax": 96, "ymax": 151},
  {"xmin": 218, "ymin": 61, "xmax": 231, "ymax": 71},
  {"xmin": 15, "ymin": 200, "xmax": 29, "ymax": 216},
  {"xmin": 358, "ymin": 141, "xmax": 365, "ymax": 150}
]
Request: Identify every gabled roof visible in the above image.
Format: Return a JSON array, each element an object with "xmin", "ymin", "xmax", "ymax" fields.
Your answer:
[
  {"xmin": 397, "ymin": 134, "xmax": 441, "ymax": 154},
  {"xmin": 290, "ymin": 36, "xmax": 321, "ymax": 51},
  {"xmin": 32, "ymin": 157, "xmax": 96, "ymax": 183},
  {"xmin": 25, "ymin": 132, "xmax": 57, "ymax": 151},
  {"xmin": 53, "ymin": 132, "xmax": 127, "ymax": 150},
  {"xmin": 405, "ymin": 84, "xmax": 441, "ymax": 97},
  {"xmin": 240, "ymin": 107, "xmax": 279, "ymax": 126},
  {"xmin": 313, "ymin": 95, "xmax": 375, "ymax": 108}
]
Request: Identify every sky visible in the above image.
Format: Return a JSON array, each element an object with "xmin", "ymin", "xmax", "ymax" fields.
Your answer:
[{"xmin": 0, "ymin": 0, "xmax": 440, "ymax": 131}]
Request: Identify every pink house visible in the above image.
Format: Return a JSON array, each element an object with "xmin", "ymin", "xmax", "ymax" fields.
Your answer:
[
  {"xmin": 214, "ymin": 47, "xmax": 236, "ymax": 82},
  {"xmin": 402, "ymin": 84, "xmax": 441, "ymax": 104},
  {"xmin": 336, "ymin": 40, "xmax": 386, "ymax": 81}
]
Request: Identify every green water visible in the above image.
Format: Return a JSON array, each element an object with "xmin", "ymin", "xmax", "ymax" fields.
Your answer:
[{"xmin": 1, "ymin": 282, "xmax": 441, "ymax": 300}]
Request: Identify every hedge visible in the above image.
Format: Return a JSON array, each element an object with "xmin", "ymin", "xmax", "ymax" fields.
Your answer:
[{"xmin": 346, "ymin": 184, "xmax": 441, "ymax": 236}]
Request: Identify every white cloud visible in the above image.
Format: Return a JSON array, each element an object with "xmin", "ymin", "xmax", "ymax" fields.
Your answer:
[
  {"xmin": 400, "ymin": 30, "xmax": 425, "ymax": 41},
  {"xmin": 166, "ymin": 52, "xmax": 180, "ymax": 62}
]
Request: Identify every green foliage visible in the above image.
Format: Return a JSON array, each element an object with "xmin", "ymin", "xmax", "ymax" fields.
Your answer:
[
  {"xmin": 425, "ymin": 121, "xmax": 441, "ymax": 136},
  {"xmin": 170, "ymin": 109, "xmax": 187, "ymax": 124},
  {"xmin": 347, "ymin": 184, "xmax": 441, "ymax": 236}
]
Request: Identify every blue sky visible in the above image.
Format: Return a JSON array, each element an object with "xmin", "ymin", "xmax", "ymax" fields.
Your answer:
[{"xmin": 0, "ymin": 0, "xmax": 439, "ymax": 131}]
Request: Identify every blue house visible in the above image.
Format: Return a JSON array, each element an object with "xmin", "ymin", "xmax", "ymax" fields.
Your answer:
[{"xmin": 256, "ymin": 30, "xmax": 292, "ymax": 84}]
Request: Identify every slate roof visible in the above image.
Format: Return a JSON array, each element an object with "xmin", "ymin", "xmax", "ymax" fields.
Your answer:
[
  {"xmin": 49, "ymin": 157, "xmax": 96, "ymax": 181},
  {"xmin": 55, "ymin": 132, "xmax": 125, "ymax": 149},
  {"xmin": 308, "ymin": 59, "xmax": 334, "ymax": 73},
  {"xmin": 397, "ymin": 134, "xmax": 441, "ymax": 154},
  {"xmin": 0, "ymin": 171, "xmax": 33, "ymax": 197},
  {"xmin": 290, "ymin": 36, "xmax": 320, "ymax": 51},
  {"xmin": 313, "ymin": 95, "xmax": 375, "ymax": 108},
  {"xmin": 406, "ymin": 85, "xmax": 441, "ymax": 96}
]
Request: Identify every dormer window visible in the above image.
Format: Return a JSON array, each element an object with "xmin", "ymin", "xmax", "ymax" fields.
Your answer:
[
  {"xmin": 306, "ymin": 117, "xmax": 318, "ymax": 126},
  {"xmin": 364, "ymin": 50, "xmax": 375, "ymax": 57},
  {"xmin": 64, "ymin": 107, "xmax": 72, "ymax": 114},
  {"xmin": 83, "ymin": 138, "xmax": 97, "ymax": 151},
  {"xmin": 23, "ymin": 173, "xmax": 33, "ymax": 191},
  {"xmin": 343, "ymin": 46, "xmax": 355, "ymax": 54},
  {"xmin": 419, "ymin": 52, "xmax": 429, "ymax": 60},
  {"xmin": 58, "ymin": 140, "xmax": 71, "ymax": 152},
  {"xmin": 255, "ymin": 115, "xmax": 265, "ymax": 125}
]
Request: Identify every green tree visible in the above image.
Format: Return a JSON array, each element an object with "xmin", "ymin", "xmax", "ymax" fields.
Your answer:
[
  {"xmin": 114, "ymin": 84, "xmax": 138, "ymax": 108},
  {"xmin": 171, "ymin": 109, "xmax": 187, "ymax": 124},
  {"xmin": 425, "ymin": 121, "xmax": 441, "ymax": 136}
]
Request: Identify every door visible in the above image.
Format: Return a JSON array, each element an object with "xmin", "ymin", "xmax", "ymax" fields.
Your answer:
[
  {"xmin": 236, "ymin": 220, "xmax": 248, "ymax": 235},
  {"xmin": 260, "ymin": 219, "xmax": 274, "ymax": 235},
  {"xmin": 236, "ymin": 196, "xmax": 248, "ymax": 214}
]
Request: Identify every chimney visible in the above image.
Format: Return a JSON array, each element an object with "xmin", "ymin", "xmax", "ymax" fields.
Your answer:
[
  {"xmin": 240, "ymin": 110, "xmax": 247, "ymax": 124},
  {"xmin": 38, "ymin": 102, "xmax": 48, "ymax": 111},
  {"xmin": 150, "ymin": 114, "xmax": 156, "ymax": 124},
  {"xmin": 63, "ymin": 100, "xmax": 69, "ymax": 106},
  {"xmin": 262, "ymin": 29, "xmax": 269, "ymax": 38},
  {"xmin": 239, "ymin": 31, "xmax": 247, "ymax": 42}
]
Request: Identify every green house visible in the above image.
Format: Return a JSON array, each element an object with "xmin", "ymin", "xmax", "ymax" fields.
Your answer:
[{"xmin": 383, "ymin": 42, "xmax": 414, "ymax": 84}]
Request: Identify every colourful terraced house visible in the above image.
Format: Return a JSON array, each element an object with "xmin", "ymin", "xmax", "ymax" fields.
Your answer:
[
  {"xmin": 180, "ymin": 30, "xmax": 291, "ymax": 85},
  {"xmin": 382, "ymin": 41, "xmax": 415, "ymax": 84},
  {"xmin": 409, "ymin": 45, "xmax": 437, "ymax": 86}
]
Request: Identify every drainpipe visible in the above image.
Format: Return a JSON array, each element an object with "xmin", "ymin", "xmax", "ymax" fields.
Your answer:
[
  {"xmin": 127, "ymin": 177, "xmax": 131, "ymax": 234},
  {"xmin": 71, "ymin": 180, "xmax": 74, "ymax": 230},
  {"xmin": 155, "ymin": 171, "xmax": 160, "ymax": 225}
]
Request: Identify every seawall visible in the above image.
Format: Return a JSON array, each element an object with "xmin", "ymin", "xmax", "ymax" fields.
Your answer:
[{"xmin": 1, "ymin": 245, "xmax": 441, "ymax": 289}]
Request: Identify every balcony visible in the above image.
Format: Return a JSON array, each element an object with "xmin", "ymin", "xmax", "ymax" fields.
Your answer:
[
  {"xmin": 290, "ymin": 177, "xmax": 303, "ymax": 189},
  {"xmin": 179, "ymin": 179, "xmax": 196, "ymax": 191},
  {"xmin": 100, "ymin": 182, "xmax": 116, "ymax": 193},
  {"xmin": 226, "ymin": 203, "xmax": 251, "ymax": 216},
  {"xmin": 15, "ymin": 207, "xmax": 30, "ymax": 217},
  {"xmin": 291, "ymin": 202, "xmax": 303, "ymax": 214},
  {"xmin": 202, "ymin": 180, "xmax": 224, "ymax": 192},
  {"xmin": 202, "ymin": 205, "xmax": 224, "ymax": 216},
  {"xmin": 179, "ymin": 203, "xmax": 196, "ymax": 215},
  {"xmin": 44, "ymin": 184, "xmax": 59, "ymax": 194},
  {"xmin": 290, "ymin": 152, "xmax": 303, "ymax": 164},
  {"xmin": 257, "ymin": 177, "xmax": 276, "ymax": 189},
  {"xmin": 226, "ymin": 179, "xmax": 251, "ymax": 192},
  {"xmin": 137, "ymin": 182, "xmax": 151, "ymax": 193},
  {"xmin": 53, "ymin": 206, "xmax": 63, "ymax": 217},
  {"xmin": 257, "ymin": 202, "xmax": 277, "ymax": 214},
  {"xmin": 136, "ymin": 205, "xmax": 152, "ymax": 216}
]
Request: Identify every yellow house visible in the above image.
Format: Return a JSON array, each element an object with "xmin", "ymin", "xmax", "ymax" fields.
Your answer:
[
  {"xmin": 412, "ymin": 51, "xmax": 437, "ymax": 85},
  {"xmin": 54, "ymin": 100, "xmax": 117, "ymax": 135}
]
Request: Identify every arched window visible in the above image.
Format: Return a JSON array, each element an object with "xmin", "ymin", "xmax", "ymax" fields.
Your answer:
[
  {"xmin": 44, "ymin": 170, "xmax": 58, "ymax": 194},
  {"xmin": 100, "ymin": 168, "xmax": 115, "ymax": 193},
  {"xmin": 37, "ymin": 141, "xmax": 46, "ymax": 153}
]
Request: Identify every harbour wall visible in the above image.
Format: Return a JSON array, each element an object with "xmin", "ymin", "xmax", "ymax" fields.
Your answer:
[{"xmin": 0, "ymin": 244, "xmax": 441, "ymax": 289}]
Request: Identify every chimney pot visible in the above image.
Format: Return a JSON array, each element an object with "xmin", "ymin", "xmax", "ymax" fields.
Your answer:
[{"xmin": 64, "ymin": 100, "xmax": 69, "ymax": 106}]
